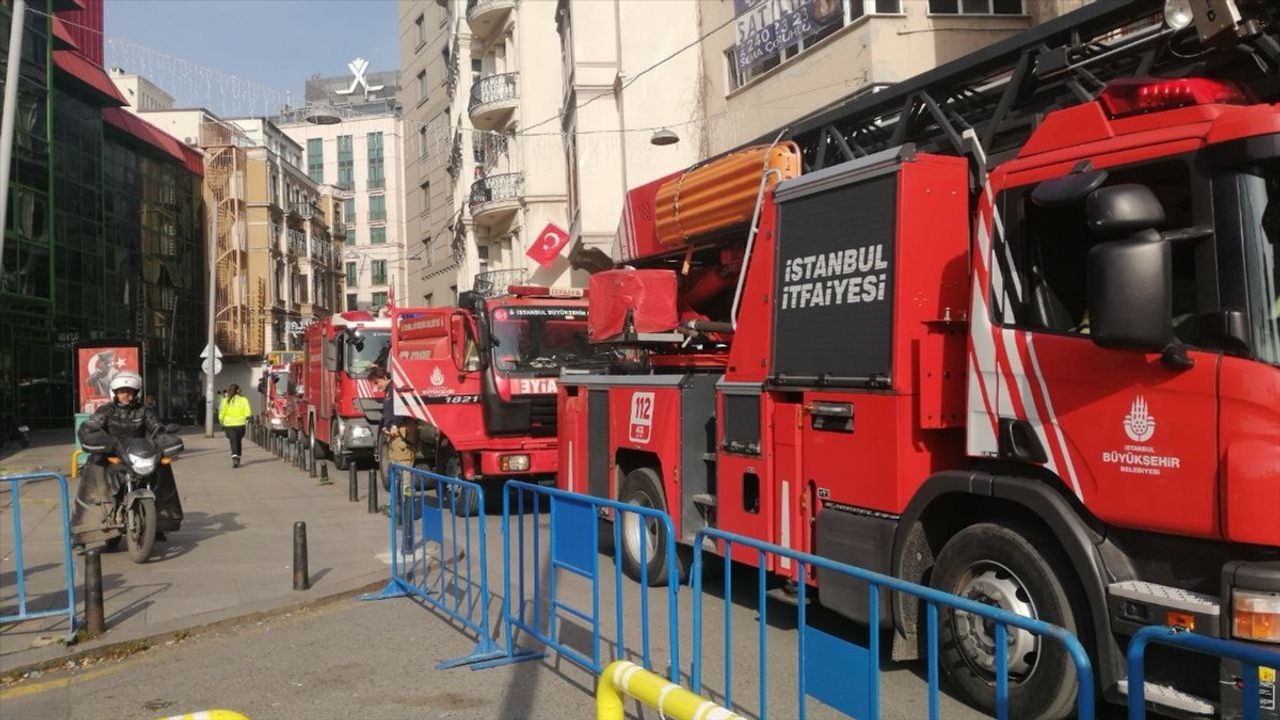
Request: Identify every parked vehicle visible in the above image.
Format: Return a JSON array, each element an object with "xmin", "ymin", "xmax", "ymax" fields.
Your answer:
[
  {"xmin": 558, "ymin": 2, "xmax": 1280, "ymax": 718},
  {"xmin": 302, "ymin": 312, "xmax": 391, "ymax": 470},
  {"xmin": 386, "ymin": 285, "xmax": 590, "ymax": 511},
  {"xmin": 257, "ymin": 363, "xmax": 291, "ymax": 437}
]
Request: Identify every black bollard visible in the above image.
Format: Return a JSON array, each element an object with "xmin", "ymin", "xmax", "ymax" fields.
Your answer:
[
  {"xmin": 320, "ymin": 462, "xmax": 329, "ymax": 484},
  {"xmin": 84, "ymin": 549, "xmax": 105, "ymax": 634},
  {"xmin": 367, "ymin": 467, "xmax": 379, "ymax": 514},
  {"xmin": 293, "ymin": 521, "xmax": 310, "ymax": 591},
  {"xmin": 308, "ymin": 447, "xmax": 317, "ymax": 478},
  {"xmin": 348, "ymin": 463, "xmax": 358, "ymax": 502}
]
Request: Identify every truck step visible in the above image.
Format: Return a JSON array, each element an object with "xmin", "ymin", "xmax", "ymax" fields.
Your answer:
[
  {"xmin": 1108, "ymin": 581, "xmax": 1220, "ymax": 615},
  {"xmin": 766, "ymin": 584, "xmax": 812, "ymax": 608},
  {"xmin": 1117, "ymin": 680, "xmax": 1216, "ymax": 717},
  {"xmin": 701, "ymin": 452, "xmax": 717, "ymax": 462},
  {"xmin": 692, "ymin": 493, "xmax": 717, "ymax": 507}
]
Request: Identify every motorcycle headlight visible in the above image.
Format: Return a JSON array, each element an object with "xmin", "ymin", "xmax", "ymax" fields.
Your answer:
[{"xmin": 127, "ymin": 453, "xmax": 157, "ymax": 476}]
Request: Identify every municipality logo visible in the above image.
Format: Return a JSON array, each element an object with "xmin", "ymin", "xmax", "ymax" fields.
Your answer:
[
  {"xmin": 430, "ymin": 366, "xmax": 445, "ymax": 387},
  {"xmin": 1123, "ymin": 396, "xmax": 1156, "ymax": 442}
]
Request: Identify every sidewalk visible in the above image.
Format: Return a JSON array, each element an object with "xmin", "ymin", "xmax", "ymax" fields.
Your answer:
[{"xmin": 0, "ymin": 427, "xmax": 391, "ymax": 674}]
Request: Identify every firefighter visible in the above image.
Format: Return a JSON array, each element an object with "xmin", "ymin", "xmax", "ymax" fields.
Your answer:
[{"xmin": 218, "ymin": 384, "xmax": 252, "ymax": 468}]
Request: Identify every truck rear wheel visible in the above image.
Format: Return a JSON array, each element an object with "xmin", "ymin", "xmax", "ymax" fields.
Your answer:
[
  {"xmin": 930, "ymin": 522, "xmax": 1085, "ymax": 720},
  {"xmin": 617, "ymin": 467, "xmax": 677, "ymax": 586},
  {"xmin": 331, "ymin": 420, "xmax": 349, "ymax": 471}
]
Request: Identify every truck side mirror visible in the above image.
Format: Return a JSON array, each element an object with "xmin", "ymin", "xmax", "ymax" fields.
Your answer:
[{"xmin": 1086, "ymin": 233, "xmax": 1175, "ymax": 353}]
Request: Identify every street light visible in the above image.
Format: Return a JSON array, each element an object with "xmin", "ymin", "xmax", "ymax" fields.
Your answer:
[{"xmin": 650, "ymin": 128, "xmax": 680, "ymax": 146}]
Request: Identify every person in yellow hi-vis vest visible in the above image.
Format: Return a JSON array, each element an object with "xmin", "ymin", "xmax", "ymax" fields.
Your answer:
[{"xmin": 218, "ymin": 383, "xmax": 253, "ymax": 468}]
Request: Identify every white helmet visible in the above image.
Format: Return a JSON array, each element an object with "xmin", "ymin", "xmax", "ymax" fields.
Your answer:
[{"xmin": 109, "ymin": 371, "xmax": 142, "ymax": 394}]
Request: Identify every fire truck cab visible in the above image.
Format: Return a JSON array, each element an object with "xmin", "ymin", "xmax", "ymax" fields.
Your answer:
[
  {"xmin": 257, "ymin": 362, "xmax": 291, "ymax": 436},
  {"xmin": 303, "ymin": 311, "xmax": 391, "ymax": 471},
  {"xmin": 387, "ymin": 286, "xmax": 590, "ymax": 509}
]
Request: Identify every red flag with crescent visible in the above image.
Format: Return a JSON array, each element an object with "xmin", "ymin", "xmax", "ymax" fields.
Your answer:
[{"xmin": 526, "ymin": 222, "xmax": 570, "ymax": 267}]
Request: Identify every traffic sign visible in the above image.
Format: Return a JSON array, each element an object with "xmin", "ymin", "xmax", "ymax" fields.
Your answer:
[
  {"xmin": 200, "ymin": 343, "xmax": 224, "ymax": 359},
  {"xmin": 202, "ymin": 357, "xmax": 223, "ymax": 376}
]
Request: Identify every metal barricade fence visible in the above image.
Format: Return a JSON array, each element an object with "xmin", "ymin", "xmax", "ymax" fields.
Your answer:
[
  {"xmin": 360, "ymin": 463, "xmax": 504, "ymax": 669},
  {"xmin": 690, "ymin": 527, "xmax": 1096, "ymax": 720},
  {"xmin": 0, "ymin": 472, "xmax": 78, "ymax": 638},
  {"xmin": 1126, "ymin": 626, "xmax": 1279, "ymax": 720},
  {"xmin": 472, "ymin": 481, "xmax": 681, "ymax": 683}
]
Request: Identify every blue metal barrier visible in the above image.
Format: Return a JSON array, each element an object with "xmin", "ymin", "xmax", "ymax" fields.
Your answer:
[
  {"xmin": 690, "ymin": 527, "xmax": 1096, "ymax": 720},
  {"xmin": 1, "ymin": 472, "xmax": 78, "ymax": 638},
  {"xmin": 360, "ymin": 464, "xmax": 504, "ymax": 669},
  {"xmin": 1127, "ymin": 626, "xmax": 1279, "ymax": 720},
  {"xmin": 473, "ymin": 481, "xmax": 681, "ymax": 682}
]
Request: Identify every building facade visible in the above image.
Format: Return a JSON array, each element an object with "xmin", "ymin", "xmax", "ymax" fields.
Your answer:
[
  {"xmin": 697, "ymin": 0, "xmax": 1088, "ymax": 155},
  {"xmin": 278, "ymin": 112, "xmax": 407, "ymax": 314},
  {"xmin": 1, "ymin": 0, "xmax": 207, "ymax": 427},
  {"xmin": 108, "ymin": 66, "xmax": 174, "ymax": 113}
]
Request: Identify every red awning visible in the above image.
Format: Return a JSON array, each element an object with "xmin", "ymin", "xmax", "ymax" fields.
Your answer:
[
  {"xmin": 103, "ymin": 107, "xmax": 205, "ymax": 176},
  {"xmin": 51, "ymin": 17, "xmax": 79, "ymax": 51},
  {"xmin": 53, "ymin": 50, "xmax": 127, "ymax": 106}
]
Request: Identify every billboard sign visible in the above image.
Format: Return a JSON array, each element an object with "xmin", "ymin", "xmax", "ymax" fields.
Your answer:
[
  {"xmin": 76, "ymin": 345, "xmax": 142, "ymax": 413},
  {"xmin": 733, "ymin": 0, "xmax": 843, "ymax": 74}
]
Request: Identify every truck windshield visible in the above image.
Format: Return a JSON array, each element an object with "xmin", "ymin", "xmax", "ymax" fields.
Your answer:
[
  {"xmin": 490, "ymin": 306, "xmax": 589, "ymax": 373},
  {"xmin": 344, "ymin": 331, "xmax": 391, "ymax": 378},
  {"xmin": 272, "ymin": 371, "xmax": 288, "ymax": 389},
  {"xmin": 1237, "ymin": 162, "xmax": 1280, "ymax": 366}
]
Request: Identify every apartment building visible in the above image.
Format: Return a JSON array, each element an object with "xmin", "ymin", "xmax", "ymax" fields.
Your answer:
[
  {"xmin": 400, "ymin": 0, "xmax": 574, "ymax": 304},
  {"xmin": 108, "ymin": 66, "xmax": 176, "ymax": 113},
  {"xmin": 698, "ymin": 0, "xmax": 1089, "ymax": 154},
  {"xmin": 278, "ymin": 105, "xmax": 407, "ymax": 314}
]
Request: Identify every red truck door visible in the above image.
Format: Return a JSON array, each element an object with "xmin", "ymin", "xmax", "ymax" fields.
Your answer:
[{"xmin": 988, "ymin": 158, "xmax": 1220, "ymax": 538}]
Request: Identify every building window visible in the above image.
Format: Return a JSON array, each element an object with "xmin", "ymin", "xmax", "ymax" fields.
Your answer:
[
  {"xmin": 477, "ymin": 244, "xmax": 489, "ymax": 271},
  {"xmin": 337, "ymin": 135, "xmax": 354, "ymax": 190},
  {"xmin": 371, "ymin": 260, "xmax": 388, "ymax": 285},
  {"xmin": 417, "ymin": 70, "xmax": 428, "ymax": 105},
  {"xmin": 420, "ymin": 181, "xmax": 431, "ymax": 216},
  {"xmin": 346, "ymin": 261, "xmax": 357, "ymax": 286},
  {"xmin": 418, "ymin": 125, "xmax": 429, "ymax": 159},
  {"xmin": 370, "ymin": 227, "xmax": 386, "ymax": 245},
  {"xmin": 367, "ymin": 132, "xmax": 385, "ymax": 190},
  {"xmin": 307, "ymin": 138, "xmax": 324, "ymax": 183},
  {"xmin": 344, "ymin": 198, "xmax": 356, "ymax": 242},
  {"xmin": 928, "ymin": 0, "xmax": 1021, "ymax": 14},
  {"xmin": 369, "ymin": 195, "xmax": 386, "ymax": 223},
  {"xmin": 725, "ymin": 0, "xmax": 902, "ymax": 91},
  {"xmin": 372, "ymin": 291, "xmax": 388, "ymax": 309},
  {"xmin": 414, "ymin": 14, "xmax": 426, "ymax": 48},
  {"xmin": 346, "ymin": 293, "xmax": 358, "ymax": 311}
]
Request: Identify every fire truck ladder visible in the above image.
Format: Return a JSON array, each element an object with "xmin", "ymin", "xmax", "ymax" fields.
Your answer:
[{"xmin": 753, "ymin": 0, "xmax": 1280, "ymax": 171}]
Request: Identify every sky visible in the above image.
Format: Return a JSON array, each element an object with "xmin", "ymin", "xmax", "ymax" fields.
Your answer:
[{"xmin": 103, "ymin": 0, "xmax": 399, "ymax": 115}]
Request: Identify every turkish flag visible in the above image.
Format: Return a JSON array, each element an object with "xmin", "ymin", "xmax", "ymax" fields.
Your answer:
[{"xmin": 526, "ymin": 222, "xmax": 571, "ymax": 267}]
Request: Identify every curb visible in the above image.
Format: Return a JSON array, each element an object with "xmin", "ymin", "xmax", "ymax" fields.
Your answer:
[{"xmin": 0, "ymin": 573, "xmax": 389, "ymax": 683}]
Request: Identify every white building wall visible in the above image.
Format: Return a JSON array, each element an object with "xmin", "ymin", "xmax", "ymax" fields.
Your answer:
[{"xmin": 280, "ymin": 115, "xmax": 408, "ymax": 312}]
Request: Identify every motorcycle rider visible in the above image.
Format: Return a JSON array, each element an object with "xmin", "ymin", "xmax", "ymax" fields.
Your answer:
[{"xmin": 73, "ymin": 372, "xmax": 184, "ymax": 548}]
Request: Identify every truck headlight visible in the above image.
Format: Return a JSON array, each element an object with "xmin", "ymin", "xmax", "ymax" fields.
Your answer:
[
  {"xmin": 1163, "ymin": 0, "xmax": 1193, "ymax": 30},
  {"xmin": 350, "ymin": 425, "xmax": 372, "ymax": 438},
  {"xmin": 500, "ymin": 454, "xmax": 530, "ymax": 472},
  {"xmin": 1233, "ymin": 589, "xmax": 1280, "ymax": 643}
]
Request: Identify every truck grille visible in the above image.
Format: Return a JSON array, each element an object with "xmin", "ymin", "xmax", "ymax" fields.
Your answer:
[{"xmin": 529, "ymin": 395, "xmax": 557, "ymax": 437}]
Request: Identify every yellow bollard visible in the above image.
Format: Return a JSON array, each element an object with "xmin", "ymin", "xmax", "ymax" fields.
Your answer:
[
  {"xmin": 158, "ymin": 711, "xmax": 250, "ymax": 720},
  {"xmin": 69, "ymin": 449, "xmax": 83, "ymax": 479},
  {"xmin": 597, "ymin": 660, "xmax": 743, "ymax": 720}
]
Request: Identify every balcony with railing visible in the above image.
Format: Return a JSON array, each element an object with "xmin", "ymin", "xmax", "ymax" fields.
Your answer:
[
  {"xmin": 466, "ymin": 0, "xmax": 516, "ymax": 37},
  {"xmin": 469, "ymin": 171, "xmax": 523, "ymax": 225},
  {"xmin": 293, "ymin": 202, "xmax": 315, "ymax": 219},
  {"xmin": 286, "ymin": 228, "xmax": 307, "ymax": 257},
  {"xmin": 469, "ymin": 72, "xmax": 519, "ymax": 131}
]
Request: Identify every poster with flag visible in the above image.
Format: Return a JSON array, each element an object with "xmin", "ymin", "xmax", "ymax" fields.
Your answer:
[{"xmin": 526, "ymin": 222, "xmax": 571, "ymax": 267}]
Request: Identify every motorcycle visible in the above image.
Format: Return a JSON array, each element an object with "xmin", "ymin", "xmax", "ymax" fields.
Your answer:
[
  {"xmin": 0, "ymin": 414, "xmax": 30, "ymax": 450},
  {"xmin": 78, "ymin": 423, "xmax": 185, "ymax": 563}
]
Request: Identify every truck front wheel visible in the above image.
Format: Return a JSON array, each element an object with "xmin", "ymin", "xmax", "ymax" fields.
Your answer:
[
  {"xmin": 930, "ymin": 522, "xmax": 1086, "ymax": 720},
  {"xmin": 617, "ymin": 467, "xmax": 676, "ymax": 586}
]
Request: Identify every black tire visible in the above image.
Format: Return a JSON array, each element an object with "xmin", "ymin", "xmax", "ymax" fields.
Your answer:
[
  {"xmin": 930, "ymin": 522, "xmax": 1086, "ymax": 720},
  {"xmin": 617, "ymin": 467, "xmax": 679, "ymax": 586},
  {"xmin": 309, "ymin": 423, "xmax": 325, "ymax": 460},
  {"xmin": 439, "ymin": 450, "xmax": 480, "ymax": 517},
  {"xmin": 125, "ymin": 497, "xmax": 157, "ymax": 564}
]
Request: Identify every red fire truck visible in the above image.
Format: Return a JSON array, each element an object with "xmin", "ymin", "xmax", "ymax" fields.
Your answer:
[
  {"xmin": 284, "ymin": 357, "xmax": 307, "ymax": 441},
  {"xmin": 386, "ymin": 286, "xmax": 590, "ymax": 511},
  {"xmin": 558, "ymin": 2, "xmax": 1280, "ymax": 718},
  {"xmin": 257, "ymin": 362, "xmax": 291, "ymax": 437},
  {"xmin": 302, "ymin": 311, "xmax": 392, "ymax": 471}
]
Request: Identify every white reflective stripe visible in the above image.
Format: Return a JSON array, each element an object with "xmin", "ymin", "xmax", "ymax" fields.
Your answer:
[
  {"xmin": 389, "ymin": 357, "xmax": 435, "ymax": 424},
  {"xmin": 705, "ymin": 708, "xmax": 740, "ymax": 720},
  {"xmin": 656, "ymin": 683, "xmax": 678, "ymax": 719},
  {"xmin": 1000, "ymin": 330, "xmax": 1060, "ymax": 477},
  {"xmin": 967, "ymin": 282, "xmax": 999, "ymax": 457},
  {"xmin": 692, "ymin": 701, "xmax": 715, "ymax": 720},
  {"xmin": 567, "ymin": 440, "xmax": 575, "ymax": 493},
  {"xmin": 779, "ymin": 480, "xmax": 791, "ymax": 570},
  {"xmin": 1025, "ymin": 334, "xmax": 1082, "ymax": 500}
]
